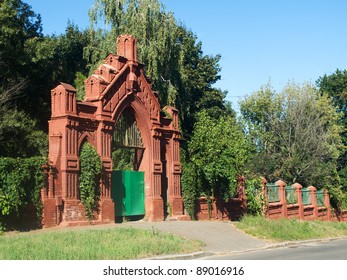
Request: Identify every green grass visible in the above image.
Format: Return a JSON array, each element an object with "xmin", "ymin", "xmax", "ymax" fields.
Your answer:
[
  {"xmin": 0, "ymin": 227, "xmax": 203, "ymax": 260},
  {"xmin": 236, "ymin": 215, "xmax": 347, "ymax": 242}
]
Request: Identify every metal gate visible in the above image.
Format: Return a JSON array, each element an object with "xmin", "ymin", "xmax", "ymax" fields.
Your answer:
[{"xmin": 111, "ymin": 170, "xmax": 145, "ymax": 217}]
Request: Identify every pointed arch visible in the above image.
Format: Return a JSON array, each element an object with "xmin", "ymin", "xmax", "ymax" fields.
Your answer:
[{"xmin": 78, "ymin": 131, "xmax": 96, "ymax": 155}]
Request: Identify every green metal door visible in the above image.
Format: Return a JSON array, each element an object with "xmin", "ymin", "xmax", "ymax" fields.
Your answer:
[{"xmin": 111, "ymin": 170, "xmax": 145, "ymax": 217}]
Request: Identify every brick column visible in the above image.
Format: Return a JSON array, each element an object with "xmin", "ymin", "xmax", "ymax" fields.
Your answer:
[
  {"xmin": 276, "ymin": 180, "xmax": 287, "ymax": 218},
  {"xmin": 308, "ymin": 186, "xmax": 318, "ymax": 219},
  {"xmin": 167, "ymin": 139, "xmax": 184, "ymax": 216},
  {"xmin": 293, "ymin": 183, "xmax": 304, "ymax": 220},
  {"xmin": 148, "ymin": 130, "xmax": 164, "ymax": 221},
  {"xmin": 324, "ymin": 189, "xmax": 331, "ymax": 221}
]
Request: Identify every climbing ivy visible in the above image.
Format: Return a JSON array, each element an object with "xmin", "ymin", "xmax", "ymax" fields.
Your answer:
[
  {"xmin": 79, "ymin": 142, "xmax": 102, "ymax": 220},
  {"xmin": 181, "ymin": 160, "xmax": 199, "ymax": 219},
  {"xmin": 245, "ymin": 177, "xmax": 266, "ymax": 216}
]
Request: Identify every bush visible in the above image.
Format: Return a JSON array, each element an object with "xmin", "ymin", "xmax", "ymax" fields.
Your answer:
[
  {"xmin": 0, "ymin": 157, "xmax": 46, "ymax": 231},
  {"xmin": 245, "ymin": 177, "xmax": 266, "ymax": 216}
]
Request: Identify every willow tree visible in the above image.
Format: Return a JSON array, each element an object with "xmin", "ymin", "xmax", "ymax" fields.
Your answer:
[
  {"xmin": 85, "ymin": 0, "xmax": 178, "ymax": 105},
  {"xmin": 84, "ymin": 0, "xmax": 229, "ymax": 144}
]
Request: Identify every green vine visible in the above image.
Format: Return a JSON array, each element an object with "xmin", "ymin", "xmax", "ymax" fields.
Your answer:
[
  {"xmin": 245, "ymin": 177, "xmax": 266, "ymax": 216},
  {"xmin": 181, "ymin": 161, "xmax": 199, "ymax": 220},
  {"xmin": 79, "ymin": 142, "xmax": 102, "ymax": 220}
]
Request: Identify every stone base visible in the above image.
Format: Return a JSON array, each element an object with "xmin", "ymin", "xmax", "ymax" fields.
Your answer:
[
  {"xmin": 42, "ymin": 198, "xmax": 58, "ymax": 228},
  {"xmin": 165, "ymin": 214, "xmax": 191, "ymax": 221},
  {"xmin": 169, "ymin": 196, "xmax": 184, "ymax": 216},
  {"xmin": 146, "ymin": 197, "xmax": 164, "ymax": 221},
  {"xmin": 100, "ymin": 197, "xmax": 115, "ymax": 223}
]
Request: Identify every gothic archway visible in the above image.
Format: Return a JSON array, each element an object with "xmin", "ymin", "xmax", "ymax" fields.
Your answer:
[{"xmin": 44, "ymin": 35, "xmax": 185, "ymax": 227}]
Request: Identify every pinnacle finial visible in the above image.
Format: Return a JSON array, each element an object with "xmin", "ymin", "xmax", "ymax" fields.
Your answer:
[{"xmin": 116, "ymin": 35, "xmax": 137, "ymax": 61}]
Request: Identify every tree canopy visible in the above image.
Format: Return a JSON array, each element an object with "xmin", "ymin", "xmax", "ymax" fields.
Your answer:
[
  {"xmin": 85, "ymin": 0, "xmax": 230, "ymax": 145},
  {"xmin": 240, "ymin": 82, "xmax": 345, "ymax": 206}
]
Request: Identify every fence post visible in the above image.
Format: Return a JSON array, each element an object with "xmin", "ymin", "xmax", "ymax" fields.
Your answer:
[
  {"xmin": 324, "ymin": 189, "xmax": 331, "ymax": 221},
  {"xmin": 275, "ymin": 180, "xmax": 287, "ymax": 218},
  {"xmin": 308, "ymin": 186, "xmax": 318, "ymax": 219},
  {"xmin": 293, "ymin": 183, "xmax": 304, "ymax": 220}
]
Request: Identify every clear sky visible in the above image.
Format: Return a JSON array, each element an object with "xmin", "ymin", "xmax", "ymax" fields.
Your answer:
[{"xmin": 25, "ymin": 0, "xmax": 347, "ymax": 108}]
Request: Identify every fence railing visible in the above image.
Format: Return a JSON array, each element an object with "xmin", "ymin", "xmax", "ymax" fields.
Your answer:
[
  {"xmin": 285, "ymin": 185, "xmax": 297, "ymax": 204},
  {"xmin": 263, "ymin": 179, "xmax": 332, "ymax": 221},
  {"xmin": 267, "ymin": 183, "xmax": 280, "ymax": 203},
  {"xmin": 302, "ymin": 188, "xmax": 311, "ymax": 205}
]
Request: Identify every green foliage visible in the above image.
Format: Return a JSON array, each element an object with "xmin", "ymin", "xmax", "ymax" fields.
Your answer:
[
  {"xmin": 86, "ymin": 0, "xmax": 228, "ymax": 146},
  {"xmin": 1, "ymin": 1, "xmax": 90, "ymax": 129},
  {"xmin": 285, "ymin": 185, "xmax": 298, "ymax": 205},
  {"xmin": 74, "ymin": 72, "xmax": 87, "ymax": 101},
  {"xmin": 181, "ymin": 160, "xmax": 199, "ymax": 219},
  {"xmin": 112, "ymin": 148, "xmax": 134, "ymax": 170},
  {"xmin": 317, "ymin": 69, "xmax": 347, "ymax": 207},
  {"xmin": 79, "ymin": 142, "xmax": 102, "ymax": 220},
  {"xmin": 240, "ymin": 82, "xmax": 343, "ymax": 190},
  {"xmin": 0, "ymin": 110, "xmax": 47, "ymax": 157},
  {"xmin": 0, "ymin": 157, "xmax": 46, "ymax": 231},
  {"xmin": 245, "ymin": 178, "xmax": 265, "ymax": 216},
  {"xmin": 187, "ymin": 110, "xmax": 251, "ymax": 201},
  {"xmin": 0, "ymin": 0, "xmax": 42, "ymax": 87}
]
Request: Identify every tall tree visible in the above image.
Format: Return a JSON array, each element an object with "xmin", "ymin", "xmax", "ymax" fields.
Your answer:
[
  {"xmin": 240, "ymin": 82, "xmax": 344, "ymax": 205},
  {"xmin": 0, "ymin": 0, "xmax": 42, "ymax": 106},
  {"xmin": 85, "ymin": 0, "xmax": 229, "ymax": 145},
  {"xmin": 0, "ymin": 0, "xmax": 42, "ymax": 82},
  {"xmin": 181, "ymin": 110, "xmax": 251, "ymax": 217},
  {"xmin": 317, "ymin": 69, "xmax": 347, "ymax": 199},
  {"xmin": 187, "ymin": 110, "xmax": 251, "ymax": 199}
]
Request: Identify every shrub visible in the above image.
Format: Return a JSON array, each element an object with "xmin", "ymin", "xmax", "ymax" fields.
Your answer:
[
  {"xmin": 0, "ymin": 157, "xmax": 46, "ymax": 231},
  {"xmin": 245, "ymin": 177, "xmax": 266, "ymax": 216}
]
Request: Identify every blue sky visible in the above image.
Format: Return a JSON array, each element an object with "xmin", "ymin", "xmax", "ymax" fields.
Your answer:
[{"xmin": 25, "ymin": 0, "xmax": 347, "ymax": 108}]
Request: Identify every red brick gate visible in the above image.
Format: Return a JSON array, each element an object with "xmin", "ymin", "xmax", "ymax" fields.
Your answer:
[{"xmin": 42, "ymin": 35, "xmax": 185, "ymax": 227}]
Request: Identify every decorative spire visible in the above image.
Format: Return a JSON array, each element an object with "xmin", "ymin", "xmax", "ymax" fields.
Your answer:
[{"xmin": 116, "ymin": 35, "xmax": 137, "ymax": 61}]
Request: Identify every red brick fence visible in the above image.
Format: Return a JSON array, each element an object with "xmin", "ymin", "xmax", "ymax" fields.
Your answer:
[{"xmin": 194, "ymin": 177, "xmax": 347, "ymax": 222}]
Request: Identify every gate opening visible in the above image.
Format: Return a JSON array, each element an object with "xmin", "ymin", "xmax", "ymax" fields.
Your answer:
[{"xmin": 112, "ymin": 107, "xmax": 145, "ymax": 222}]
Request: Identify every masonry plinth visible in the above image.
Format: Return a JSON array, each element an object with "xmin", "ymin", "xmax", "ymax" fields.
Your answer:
[
  {"xmin": 147, "ymin": 197, "xmax": 165, "ymax": 221},
  {"xmin": 45, "ymin": 35, "xmax": 184, "ymax": 227}
]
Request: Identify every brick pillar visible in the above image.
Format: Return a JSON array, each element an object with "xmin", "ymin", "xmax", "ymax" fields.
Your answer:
[
  {"xmin": 167, "ymin": 134, "xmax": 184, "ymax": 216},
  {"xmin": 324, "ymin": 189, "xmax": 331, "ymax": 221},
  {"xmin": 41, "ymin": 189, "xmax": 58, "ymax": 228},
  {"xmin": 308, "ymin": 186, "xmax": 318, "ymax": 219},
  {"xmin": 276, "ymin": 180, "xmax": 287, "ymax": 218},
  {"xmin": 148, "ymin": 131, "xmax": 164, "ymax": 221},
  {"xmin": 293, "ymin": 183, "xmax": 304, "ymax": 220},
  {"xmin": 97, "ymin": 122, "xmax": 115, "ymax": 224}
]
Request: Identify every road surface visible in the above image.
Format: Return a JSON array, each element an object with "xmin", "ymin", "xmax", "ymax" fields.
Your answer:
[{"xmin": 204, "ymin": 239, "xmax": 347, "ymax": 260}]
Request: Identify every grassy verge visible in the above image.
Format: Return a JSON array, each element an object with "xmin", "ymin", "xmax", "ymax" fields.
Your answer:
[
  {"xmin": 236, "ymin": 215, "xmax": 347, "ymax": 242},
  {"xmin": 0, "ymin": 227, "xmax": 203, "ymax": 260}
]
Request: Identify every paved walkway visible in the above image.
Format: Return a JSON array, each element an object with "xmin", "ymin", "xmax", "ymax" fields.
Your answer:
[{"xmin": 117, "ymin": 220, "xmax": 270, "ymax": 255}]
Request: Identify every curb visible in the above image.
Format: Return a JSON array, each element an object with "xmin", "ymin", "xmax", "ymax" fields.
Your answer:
[
  {"xmin": 144, "ymin": 235, "xmax": 347, "ymax": 260},
  {"xmin": 145, "ymin": 251, "xmax": 213, "ymax": 260}
]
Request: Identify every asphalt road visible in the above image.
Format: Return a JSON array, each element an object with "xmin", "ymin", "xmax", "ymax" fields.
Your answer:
[{"xmin": 204, "ymin": 239, "xmax": 347, "ymax": 260}]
